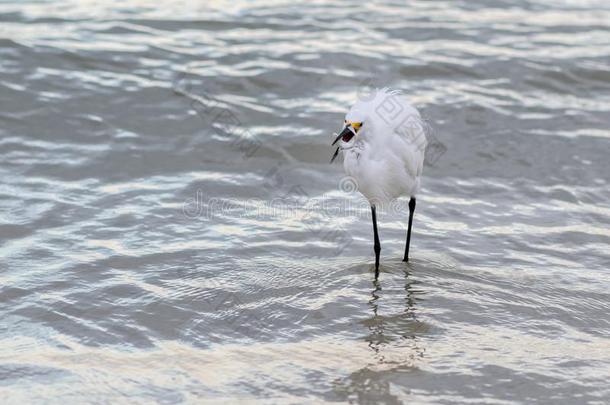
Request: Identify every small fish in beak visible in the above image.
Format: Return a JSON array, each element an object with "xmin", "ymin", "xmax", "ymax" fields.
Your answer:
[
  {"xmin": 332, "ymin": 126, "xmax": 355, "ymax": 146},
  {"xmin": 330, "ymin": 125, "xmax": 358, "ymax": 163}
]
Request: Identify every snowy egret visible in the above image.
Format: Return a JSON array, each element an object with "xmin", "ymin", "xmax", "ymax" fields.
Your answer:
[{"xmin": 331, "ymin": 88, "xmax": 427, "ymax": 277}]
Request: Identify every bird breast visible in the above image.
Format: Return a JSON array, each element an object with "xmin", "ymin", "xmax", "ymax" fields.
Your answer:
[{"xmin": 343, "ymin": 140, "xmax": 420, "ymax": 206}]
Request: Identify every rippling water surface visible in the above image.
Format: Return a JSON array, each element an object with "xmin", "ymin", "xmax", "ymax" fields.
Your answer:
[{"xmin": 1, "ymin": 0, "xmax": 610, "ymax": 403}]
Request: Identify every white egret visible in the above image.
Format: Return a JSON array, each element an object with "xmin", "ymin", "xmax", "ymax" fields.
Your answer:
[{"xmin": 331, "ymin": 88, "xmax": 427, "ymax": 277}]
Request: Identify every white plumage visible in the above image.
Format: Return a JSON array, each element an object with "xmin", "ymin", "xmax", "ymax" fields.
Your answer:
[{"xmin": 331, "ymin": 88, "xmax": 427, "ymax": 275}]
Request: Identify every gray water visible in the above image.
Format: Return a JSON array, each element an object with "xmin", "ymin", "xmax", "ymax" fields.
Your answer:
[{"xmin": 1, "ymin": 0, "xmax": 610, "ymax": 403}]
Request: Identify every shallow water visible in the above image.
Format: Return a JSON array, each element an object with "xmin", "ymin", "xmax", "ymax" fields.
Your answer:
[{"xmin": 1, "ymin": 0, "xmax": 610, "ymax": 403}]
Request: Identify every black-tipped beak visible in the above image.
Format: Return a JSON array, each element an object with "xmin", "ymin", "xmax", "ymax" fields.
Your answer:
[
  {"xmin": 330, "ymin": 147, "xmax": 340, "ymax": 163},
  {"xmin": 332, "ymin": 126, "xmax": 355, "ymax": 146}
]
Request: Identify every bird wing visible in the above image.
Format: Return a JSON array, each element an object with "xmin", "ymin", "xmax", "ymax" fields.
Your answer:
[{"xmin": 385, "ymin": 95, "xmax": 427, "ymax": 180}]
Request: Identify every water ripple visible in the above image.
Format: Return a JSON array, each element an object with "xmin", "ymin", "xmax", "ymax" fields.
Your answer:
[{"xmin": 1, "ymin": 0, "xmax": 610, "ymax": 402}]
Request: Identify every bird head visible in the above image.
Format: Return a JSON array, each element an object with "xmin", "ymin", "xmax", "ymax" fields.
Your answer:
[{"xmin": 330, "ymin": 114, "xmax": 365, "ymax": 163}]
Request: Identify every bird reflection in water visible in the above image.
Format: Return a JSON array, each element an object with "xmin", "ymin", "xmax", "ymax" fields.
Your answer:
[
  {"xmin": 364, "ymin": 268, "xmax": 426, "ymax": 366},
  {"xmin": 332, "ymin": 267, "xmax": 428, "ymax": 403}
]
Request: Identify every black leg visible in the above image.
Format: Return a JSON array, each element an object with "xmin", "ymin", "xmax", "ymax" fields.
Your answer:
[
  {"xmin": 371, "ymin": 205, "xmax": 381, "ymax": 277},
  {"xmin": 403, "ymin": 197, "xmax": 416, "ymax": 262}
]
